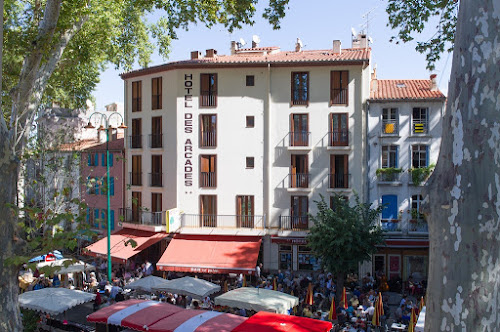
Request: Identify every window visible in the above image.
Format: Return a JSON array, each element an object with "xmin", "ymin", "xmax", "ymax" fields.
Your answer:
[
  {"xmin": 151, "ymin": 77, "xmax": 162, "ymax": 110},
  {"xmin": 290, "ymin": 196, "xmax": 308, "ymax": 230},
  {"xmin": 329, "ymin": 154, "xmax": 349, "ymax": 188},
  {"xmin": 200, "ymin": 195, "xmax": 217, "ymax": 227},
  {"xmin": 331, "ymin": 71, "xmax": 349, "ymax": 105},
  {"xmin": 131, "ymin": 118, "xmax": 142, "ymax": 148},
  {"xmin": 298, "ymin": 245, "xmax": 317, "ymax": 270},
  {"xmin": 329, "ymin": 113, "xmax": 349, "ymax": 146},
  {"xmin": 131, "ymin": 155, "xmax": 142, "ymax": 185},
  {"xmin": 412, "ymin": 145, "xmax": 429, "ymax": 168},
  {"xmin": 132, "ymin": 81, "xmax": 142, "ymax": 112},
  {"xmin": 412, "ymin": 107, "xmax": 428, "ymax": 134},
  {"xmin": 279, "ymin": 245, "xmax": 293, "ymax": 270},
  {"xmin": 236, "ymin": 195, "xmax": 254, "ymax": 228},
  {"xmin": 152, "ymin": 193, "xmax": 162, "ymax": 213},
  {"xmin": 86, "ymin": 208, "xmax": 96, "ymax": 227},
  {"xmin": 290, "ymin": 155, "xmax": 309, "ymax": 188},
  {"xmin": 246, "ymin": 116, "xmax": 255, "ymax": 128},
  {"xmin": 200, "ymin": 73, "xmax": 217, "ymax": 107},
  {"xmin": 101, "ymin": 153, "xmax": 114, "ymax": 167},
  {"xmin": 382, "ymin": 145, "xmax": 398, "ymax": 168},
  {"xmin": 246, "ymin": 157, "xmax": 254, "ymax": 169},
  {"xmin": 382, "ymin": 108, "xmax": 398, "ymax": 134},
  {"xmin": 151, "ymin": 117, "xmax": 162, "ymax": 148},
  {"xmin": 411, "ymin": 195, "xmax": 424, "ymax": 220},
  {"xmin": 87, "ymin": 177, "xmax": 99, "ymax": 195},
  {"xmin": 290, "ymin": 114, "xmax": 309, "ymax": 146},
  {"xmin": 100, "ymin": 177, "xmax": 114, "ymax": 196},
  {"xmin": 94, "ymin": 209, "xmax": 100, "ymax": 228},
  {"xmin": 200, "ymin": 114, "xmax": 217, "ymax": 147},
  {"xmin": 132, "ymin": 192, "xmax": 142, "ymax": 221},
  {"xmin": 87, "ymin": 153, "xmax": 98, "ymax": 166},
  {"xmin": 151, "ymin": 155, "xmax": 162, "ymax": 187},
  {"xmin": 291, "ymin": 72, "xmax": 309, "ymax": 106},
  {"xmin": 246, "ymin": 75, "xmax": 255, "ymax": 86},
  {"xmin": 200, "ymin": 155, "xmax": 216, "ymax": 187}
]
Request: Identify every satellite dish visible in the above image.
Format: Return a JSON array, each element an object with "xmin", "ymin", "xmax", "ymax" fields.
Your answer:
[
  {"xmin": 239, "ymin": 38, "xmax": 246, "ymax": 46},
  {"xmin": 252, "ymin": 35, "xmax": 261, "ymax": 44},
  {"xmin": 351, "ymin": 27, "xmax": 357, "ymax": 37},
  {"xmin": 368, "ymin": 36, "xmax": 373, "ymax": 44},
  {"xmin": 297, "ymin": 38, "xmax": 303, "ymax": 48}
]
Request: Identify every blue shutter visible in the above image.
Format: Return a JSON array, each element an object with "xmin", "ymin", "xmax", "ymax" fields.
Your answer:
[
  {"xmin": 101, "ymin": 178, "xmax": 106, "ymax": 195},
  {"xmin": 94, "ymin": 209, "xmax": 99, "ymax": 228},
  {"xmin": 86, "ymin": 208, "xmax": 90, "ymax": 223},
  {"xmin": 95, "ymin": 177, "xmax": 99, "ymax": 194},
  {"xmin": 109, "ymin": 153, "xmax": 114, "ymax": 167},
  {"xmin": 381, "ymin": 195, "xmax": 398, "ymax": 220},
  {"xmin": 102, "ymin": 153, "xmax": 106, "ymax": 166},
  {"xmin": 395, "ymin": 146, "xmax": 399, "ymax": 168},
  {"xmin": 101, "ymin": 210, "xmax": 106, "ymax": 229},
  {"xmin": 110, "ymin": 210, "xmax": 115, "ymax": 231},
  {"xmin": 94, "ymin": 153, "xmax": 99, "ymax": 166},
  {"xmin": 425, "ymin": 146, "xmax": 429, "ymax": 167},
  {"xmin": 110, "ymin": 177, "xmax": 115, "ymax": 196},
  {"xmin": 87, "ymin": 154, "xmax": 91, "ymax": 166}
]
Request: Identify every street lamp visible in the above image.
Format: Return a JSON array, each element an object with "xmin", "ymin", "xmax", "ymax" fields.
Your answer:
[{"xmin": 84, "ymin": 112, "xmax": 127, "ymax": 281}]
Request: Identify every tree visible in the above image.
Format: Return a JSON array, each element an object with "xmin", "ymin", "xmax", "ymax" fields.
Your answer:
[
  {"xmin": 307, "ymin": 195, "xmax": 384, "ymax": 305},
  {"xmin": 0, "ymin": 1, "xmax": 289, "ymax": 330},
  {"xmin": 423, "ymin": 0, "xmax": 500, "ymax": 329}
]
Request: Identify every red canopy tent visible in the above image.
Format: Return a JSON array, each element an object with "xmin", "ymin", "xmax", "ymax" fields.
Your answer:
[{"xmin": 233, "ymin": 311, "xmax": 333, "ymax": 332}]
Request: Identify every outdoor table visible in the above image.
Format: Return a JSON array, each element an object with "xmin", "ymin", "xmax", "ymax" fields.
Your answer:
[{"xmin": 391, "ymin": 322, "xmax": 406, "ymax": 331}]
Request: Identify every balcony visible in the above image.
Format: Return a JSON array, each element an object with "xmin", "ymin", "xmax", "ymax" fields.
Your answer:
[
  {"xmin": 408, "ymin": 218, "xmax": 428, "ymax": 234},
  {"xmin": 328, "ymin": 173, "xmax": 349, "ymax": 189},
  {"xmin": 130, "ymin": 172, "xmax": 142, "ymax": 186},
  {"xmin": 149, "ymin": 134, "xmax": 163, "ymax": 148},
  {"xmin": 289, "ymin": 132, "xmax": 310, "ymax": 148},
  {"xmin": 181, "ymin": 214, "xmax": 265, "ymax": 230},
  {"xmin": 381, "ymin": 219, "xmax": 402, "ymax": 232},
  {"xmin": 328, "ymin": 130, "xmax": 349, "ymax": 147},
  {"xmin": 120, "ymin": 208, "xmax": 163, "ymax": 226},
  {"xmin": 412, "ymin": 120, "xmax": 428, "ymax": 134},
  {"xmin": 149, "ymin": 173, "xmax": 163, "ymax": 187},
  {"xmin": 200, "ymin": 93, "xmax": 216, "ymax": 107},
  {"xmin": 382, "ymin": 120, "xmax": 398, "ymax": 135},
  {"xmin": 129, "ymin": 135, "xmax": 142, "ymax": 149},
  {"xmin": 289, "ymin": 173, "xmax": 310, "ymax": 188},
  {"xmin": 200, "ymin": 172, "xmax": 216, "ymax": 188},
  {"xmin": 331, "ymin": 88, "xmax": 347, "ymax": 105},
  {"xmin": 200, "ymin": 131, "xmax": 217, "ymax": 148},
  {"xmin": 376, "ymin": 168, "xmax": 403, "ymax": 184},
  {"xmin": 279, "ymin": 216, "xmax": 309, "ymax": 231}
]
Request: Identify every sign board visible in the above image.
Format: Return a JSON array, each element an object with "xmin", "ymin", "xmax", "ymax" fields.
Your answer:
[{"xmin": 166, "ymin": 208, "xmax": 182, "ymax": 233}]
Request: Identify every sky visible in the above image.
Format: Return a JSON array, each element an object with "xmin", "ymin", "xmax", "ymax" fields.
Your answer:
[{"xmin": 93, "ymin": 0, "xmax": 452, "ymax": 111}]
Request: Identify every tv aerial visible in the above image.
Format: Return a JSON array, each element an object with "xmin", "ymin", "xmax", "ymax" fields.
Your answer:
[{"xmin": 237, "ymin": 38, "xmax": 246, "ymax": 48}]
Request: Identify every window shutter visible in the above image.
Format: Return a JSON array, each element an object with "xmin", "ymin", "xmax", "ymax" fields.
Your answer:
[
  {"xmin": 342, "ymin": 71, "xmax": 349, "ymax": 105},
  {"xmin": 94, "ymin": 209, "xmax": 99, "ymax": 228},
  {"xmin": 109, "ymin": 153, "xmax": 114, "ymax": 167},
  {"xmin": 396, "ymin": 146, "xmax": 399, "ymax": 168},
  {"xmin": 86, "ymin": 208, "xmax": 90, "ymax": 223},
  {"xmin": 381, "ymin": 195, "xmax": 398, "ymax": 220},
  {"xmin": 200, "ymin": 74, "xmax": 209, "ymax": 93},
  {"xmin": 102, "ymin": 153, "xmax": 105, "ymax": 166},
  {"xmin": 95, "ymin": 177, "xmax": 99, "ymax": 194},
  {"xmin": 212, "ymin": 74, "xmax": 218, "ymax": 94},
  {"xmin": 94, "ymin": 153, "xmax": 99, "ymax": 166},
  {"xmin": 101, "ymin": 210, "xmax": 106, "ymax": 229},
  {"xmin": 110, "ymin": 177, "xmax": 115, "ymax": 196},
  {"xmin": 87, "ymin": 154, "xmax": 91, "ymax": 166},
  {"xmin": 426, "ymin": 146, "xmax": 430, "ymax": 166},
  {"xmin": 110, "ymin": 210, "xmax": 115, "ymax": 231}
]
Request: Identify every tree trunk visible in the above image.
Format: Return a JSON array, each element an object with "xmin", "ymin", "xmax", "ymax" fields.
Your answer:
[
  {"xmin": 0, "ymin": 148, "xmax": 22, "ymax": 331},
  {"xmin": 425, "ymin": 0, "xmax": 500, "ymax": 330},
  {"xmin": 336, "ymin": 273, "xmax": 345, "ymax": 308}
]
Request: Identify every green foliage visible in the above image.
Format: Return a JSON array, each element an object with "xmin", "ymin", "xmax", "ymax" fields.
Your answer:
[
  {"xmin": 307, "ymin": 194, "xmax": 385, "ymax": 277},
  {"xmin": 409, "ymin": 164, "xmax": 435, "ymax": 185},
  {"xmin": 21, "ymin": 308, "xmax": 39, "ymax": 332},
  {"xmin": 410, "ymin": 208, "xmax": 425, "ymax": 220},
  {"xmin": 386, "ymin": 0, "xmax": 458, "ymax": 70},
  {"xmin": 375, "ymin": 167, "xmax": 403, "ymax": 176}
]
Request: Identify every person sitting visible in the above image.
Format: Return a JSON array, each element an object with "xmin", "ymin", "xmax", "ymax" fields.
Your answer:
[
  {"xmin": 336, "ymin": 301, "xmax": 347, "ymax": 324},
  {"xmin": 408, "ymin": 276, "xmax": 416, "ymax": 295}
]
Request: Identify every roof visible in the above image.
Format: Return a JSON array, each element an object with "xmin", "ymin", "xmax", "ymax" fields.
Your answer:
[
  {"xmin": 57, "ymin": 136, "xmax": 124, "ymax": 152},
  {"xmin": 121, "ymin": 48, "xmax": 371, "ymax": 79},
  {"xmin": 370, "ymin": 79, "xmax": 446, "ymax": 102}
]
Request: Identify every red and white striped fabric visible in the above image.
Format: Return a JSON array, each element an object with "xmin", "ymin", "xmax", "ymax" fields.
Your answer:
[{"xmin": 87, "ymin": 299, "xmax": 246, "ymax": 332}]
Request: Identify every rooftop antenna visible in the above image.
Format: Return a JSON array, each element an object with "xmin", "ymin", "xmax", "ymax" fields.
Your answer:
[
  {"xmin": 360, "ymin": 7, "xmax": 377, "ymax": 36},
  {"xmin": 351, "ymin": 27, "xmax": 357, "ymax": 38},
  {"xmin": 297, "ymin": 38, "xmax": 304, "ymax": 48},
  {"xmin": 252, "ymin": 34, "xmax": 261, "ymax": 48},
  {"xmin": 237, "ymin": 38, "xmax": 246, "ymax": 48}
]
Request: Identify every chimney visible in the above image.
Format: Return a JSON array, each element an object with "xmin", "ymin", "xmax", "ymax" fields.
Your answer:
[
  {"xmin": 190, "ymin": 51, "xmax": 202, "ymax": 60},
  {"xmin": 295, "ymin": 38, "xmax": 302, "ymax": 52},
  {"xmin": 332, "ymin": 40, "xmax": 341, "ymax": 54},
  {"xmin": 230, "ymin": 41, "xmax": 238, "ymax": 55},
  {"xmin": 430, "ymin": 74, "xmax": 438, "ymax": 91},
  {"xmin": 205, "ymin": 49, "xmax": 217, "ymax": 58},
  {"xmin": 358, "ymin": 34, "xmax": 368, "ymax": 48},
  {"xmin": 371, "ymin": 65, "xmax": 377, "ymax": 80},
  {"xmin": 252, "ymin": 40, "xmax": 259, "ymax": 48}
]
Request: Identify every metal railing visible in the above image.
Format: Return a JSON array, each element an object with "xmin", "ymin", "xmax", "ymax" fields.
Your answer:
[
  {"xmin": 200, "ymin": 131, "xmax": 217, "ymax": 147},
  {"xmin": 149, "ymin": 173, "xmax": 163, "ymax": 187},
  {"xmin": 408, "ymin": 218, "xmax": 429, "ymax": 233},
  {"xmin": 129, "ymin": 135, "xmax": 142, "ymax": 149},
  {"xmin": 328, "ymin": 173, "xmax": 349, "ymax": 189},
  {"xmin": 377, "ymin": 172, "xmax": 402, "ymax": 182},
  {"xmin": 200, "ymin": 93, "xmax": 217, "ymax": 107},
  {"xmin": 289, "ymin": 132, "xmax": 310, "ymax": 147},
  {"xmin": 130, "ymin": 172, "xmax": 142, "ymax": 186},
  {"xmin": 200, "ymin": 172, "xmax": 216, "ymax": 187},
  {"xmin": 382, "ymin": 119, "xmax": 398, "ymax": 135},
  {"xmin": 331, "ymin": 88, "xmax": 348, "ymax": 104},
  {"xmin": 279, "ymin": 216, "xmax": 309, "ymax": 230},
  {"xmin": 380, "ymin": 219, "xmax": 402, "ymax": 232},
  {"xmin": 120, "ymin": 208, "xmax": 163, "ymax": 226},
  {"xmin": 181, "ymin": 214, "xmax": 265, "ymax": 229},
  {"xmin": 412, "ymin": 119, "xmax": 428, "ymax": 134},
  {"xmin": 328, "ymin": 130, "xmax": 349, "ymax": 146},
  {"xmin": 289, "ymin": 173, "xmax": 310, "ymax": 188},
  {"xmin": 149, "ymin": 134, "xmax": 163, "ymax": 148}
]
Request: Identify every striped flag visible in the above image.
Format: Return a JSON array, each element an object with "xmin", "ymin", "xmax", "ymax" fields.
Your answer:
[{"xmin": 328, "ymin": 297, "xmax": 337, "ymax": 321}]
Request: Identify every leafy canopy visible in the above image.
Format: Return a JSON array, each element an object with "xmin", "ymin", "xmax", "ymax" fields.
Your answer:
[{"xmin": 307, "ymin": 194, "xmax": 385, "ymax": 276}]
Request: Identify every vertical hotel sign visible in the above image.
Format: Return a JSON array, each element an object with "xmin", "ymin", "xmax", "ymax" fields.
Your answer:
[{"xmin": 184, "ymin": 74, "xmax": 193, "ymax": 188}]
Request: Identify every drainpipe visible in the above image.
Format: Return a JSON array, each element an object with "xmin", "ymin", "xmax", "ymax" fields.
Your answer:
[
  {"xmin": 366, "ymin": 100, "xmax": 370, "ymax": 205},
  {"xmin": 264, "ymin": 63, "xmax": 271, "ymax": 229}
]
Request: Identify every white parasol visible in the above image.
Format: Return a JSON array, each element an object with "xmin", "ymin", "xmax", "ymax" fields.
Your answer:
[
  {"xmin": 19, "ymin": 288, "xmax": 95, "ymax": 315},
  {"xmin": 37, "ymin": 259, "xmax": 95, "ymax": 275},
  {"xmin": 152, "ymin": 276, "xmax": 221, "ymax": 299},
  {"xmin": 214, "ymin": 287, "xmax": 298, "ymax": 314},
  {"xmin": 124, "ymin": 275, "xmax": 170, "ymax": 292}
]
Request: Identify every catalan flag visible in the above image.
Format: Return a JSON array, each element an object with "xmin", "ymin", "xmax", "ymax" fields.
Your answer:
[{"xmin": 328, "ymin": 297, "xmax": 337, "ymax": 321}]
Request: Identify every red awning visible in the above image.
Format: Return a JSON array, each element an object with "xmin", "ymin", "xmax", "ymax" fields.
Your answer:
[
  {"xmin": 83, "ymin": 229, "xmax": 167, "ymax": 263},
  {"xmin": 232, "ymin": 311, "xmax": 333, "ymax": 332},
  {"xmin": 156, "ymin": 234, "xmax": 261, "ymax": 274}
]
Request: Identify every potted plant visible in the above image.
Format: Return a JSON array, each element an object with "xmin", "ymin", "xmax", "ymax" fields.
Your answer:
[
  {"xmin": 376, "ymin": 167, "xmax": 403, "ymax": 181},
  {"xmin": 409, "ymin": 164, "xmax": 435, "ymax": 185},
  {"xmin": 410, "ymin": 208, "xmax": 421, "ymax": 222}
]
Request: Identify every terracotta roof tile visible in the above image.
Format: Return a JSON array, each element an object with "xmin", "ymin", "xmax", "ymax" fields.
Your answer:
[
  {"xmin": 370, "ymin": 79, "xmax": 446, "ymax": 101},
  {"xmin": 57, "ymin": 136, "xmax": 124, "ymax": 152}
]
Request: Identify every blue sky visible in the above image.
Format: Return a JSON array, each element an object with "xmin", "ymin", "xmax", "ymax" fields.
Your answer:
[{"xmin": 93, "ymin": 0, "xmax": 452, "ymax": 110}]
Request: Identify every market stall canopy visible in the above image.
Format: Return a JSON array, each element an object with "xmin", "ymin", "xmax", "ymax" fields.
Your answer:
[
  {"xmin": 233, "ymin": 311, "xmax": 333, "ymax": 332},
  {"xmin": 29, "ymin": 250, "xmax": 64, "ymax": 263},
  {"xmin": 152, "ymin": 276, "xmax": 221, "ymax": 299},
  {"xmin": 156, "ymin": 234, "xmax": 261, "ymax": 274},
  {"xmin": 214, "ymin": 287, "xmax": 299, "ymax": 315},
  {"xmin": 87, "ymin": 299, "xmax": 246, "ymax": 331},
  {"xmin": 83, "ymin": 229, "xmax": 167, "ymax": 263},
  {"xmin": 37, "ymin": 259, "xmax": 95, "ymax": 274},
  {"xmin": 19, "ymin": 288, "xmax": 95, "ymax": 315},
  {"xmin": 124, "ymin": 276, "xmax": 170, "ymax": 292}
]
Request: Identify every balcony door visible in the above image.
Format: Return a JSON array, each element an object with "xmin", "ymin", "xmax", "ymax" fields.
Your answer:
[
  {"xmin": 290, "ymin": 154, "xmax": 308, "ymax": 188},
  {"xmin": 151, "ymin": 155, "xmax": 162, "ymax": 187},
  {"xmin": 330, "ymin": 154, "xmax": 348, "ymax": 188},
  {"xmin": 330, "ymin": 113, "xmax": 348, "ymax": 146},
  {"xmin": 200, "ymin": 114, "xmax": 217, "ymax": 147},
  {"xmin": 290, "ymin": 114, "xmax": 308, "ymax": 146},
  {"xmin": 200, "ymin": 195, "xmax": 217, "ymax": 227},
  {"xmin": 131, "ymin": 155, "xmax": 142, "ymax": 185},
  {"xmin": 237, "ymin": 195, "xmax": 254, "ymax": 228},
  {"xmin": 132, "ymin": 192, "xmax": 142, "ymax": 221},
  {"xmin": 200, "ymin": 155, "xmax": 216, "ymax": 187},
  {"xmin": 291, "ymin": 196, "xmax": 308, "ymax": 230},
  {"xmin": 151, "ymin": 116, "xmax": 162, "ymax": 148}
]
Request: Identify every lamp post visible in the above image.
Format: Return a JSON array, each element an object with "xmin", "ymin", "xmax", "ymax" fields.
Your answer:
[{"xmin": 84, "ymin": 112, "xmax": 127, "ymax": 281}]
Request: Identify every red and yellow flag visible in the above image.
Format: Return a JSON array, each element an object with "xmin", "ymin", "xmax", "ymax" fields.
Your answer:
[
  {"xmin": 328, "ymin": 297, "xmax": 337, "ymax": 321},
  {"xmin": 341, "ymin": 287, "xmax": 348, "ymax": 309},
  {"xmin": 242, "ymin": 275, "xmax": 247, "ymax": 287},
  {"xmin": 408, "ymin": 308, "xmax": 417, "ymax": 332},
  {"xmin": 372, "ymin": 292, "xmax": 384, "ymax": 326},
  {"xmin": 273, "ymin": 277, "xmax": 277, "ymax": 291},
  {"xmin": 223, "ymin": 280, "xmax": 228, "ymax": 293},
  {"xmin": 419, "ymin": 296, "xmax": 425, "ymax": 312},
  {"xmin": 305, "ymin": 283, "xmax": 314, "ymax": 305}
]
